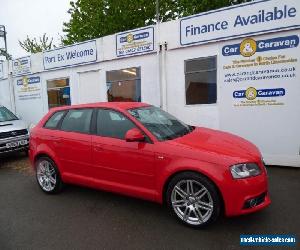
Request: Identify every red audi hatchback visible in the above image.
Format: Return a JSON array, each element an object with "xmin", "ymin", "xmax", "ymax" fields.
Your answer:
[{"xmin": 29, "ymin": 102, "xmax": 270, "ymax": 227}]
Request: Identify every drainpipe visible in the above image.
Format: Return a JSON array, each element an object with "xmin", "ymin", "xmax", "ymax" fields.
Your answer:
[
  {"xmin": 156, "ymin": 0, "xmax": 163, "ymax": 109},
  {"xmin": 161, "ymin": 41, "xmax": 168, "ymax": 111},
  {"xmin": 7, "ymin": 60, "xmax": 16, "ymax": 113},
  {"xmin": 157, "ymin": 43, "xmax": 162, "ymax": 108}
]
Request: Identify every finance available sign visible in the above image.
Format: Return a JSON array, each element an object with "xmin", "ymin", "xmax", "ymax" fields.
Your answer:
[
  {"xmin": 43, "ymin": 40, "xmax": 97, "ymax": 70},
  {"xmin": 180, "ymin": 0, "xmax": 300, "ymax": 46}
]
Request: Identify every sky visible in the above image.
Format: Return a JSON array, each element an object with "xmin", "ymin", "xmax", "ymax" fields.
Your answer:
[{"xmin": 0, "ymin": 0, "xmax": 71, "ymax": 59}]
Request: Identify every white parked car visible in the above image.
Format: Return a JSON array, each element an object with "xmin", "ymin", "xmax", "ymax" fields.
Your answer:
[{"xmin": 0, "ymin": 106, "xmax": 29, "ymax": 155}]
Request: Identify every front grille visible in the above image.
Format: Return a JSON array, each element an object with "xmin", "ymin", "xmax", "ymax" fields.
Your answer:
[
  {"xmin": 0, "ymin": 129, "xmax": 28, "ymax": 139},
  {"xmin": 0, "ymin": 143, "xmax": 29, "ymax": 154}
]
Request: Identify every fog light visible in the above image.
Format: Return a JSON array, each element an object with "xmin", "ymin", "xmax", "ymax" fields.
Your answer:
[
  {"xmin": 243, "ymin": 193, "xmax": 266, "ymax": 209},
  {"xmin": 249, "ymin": 199, "xmax": 257, "ymax": 208}
]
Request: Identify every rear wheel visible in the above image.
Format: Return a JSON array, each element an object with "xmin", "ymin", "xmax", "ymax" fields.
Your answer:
[
  {"xmin": 35, "ymin": 157, "xmax": 63, "ymax": 194},
  {"xmin": 166, "ymin": 172, "xmax": 221, "ymax": 228}
]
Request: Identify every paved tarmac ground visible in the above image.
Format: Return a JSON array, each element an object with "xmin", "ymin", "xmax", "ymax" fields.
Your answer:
[{"xmin": 0, "ymin": 154, "xmax": 299, "ymax": 250}]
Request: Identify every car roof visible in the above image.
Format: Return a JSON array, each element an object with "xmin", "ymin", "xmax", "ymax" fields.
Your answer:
[{"xmin": 50, "ymin": 102, "xmax": 151, "ymax": 112}]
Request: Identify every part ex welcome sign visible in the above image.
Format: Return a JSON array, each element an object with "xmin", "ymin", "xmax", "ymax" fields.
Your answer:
[
  {"xmin": 43, "ymin": 40, "xmax": 97, "ymax": 70},
  {"xmin": 180, "ymin": 0, "xmax": 300, "ymax": 46}
]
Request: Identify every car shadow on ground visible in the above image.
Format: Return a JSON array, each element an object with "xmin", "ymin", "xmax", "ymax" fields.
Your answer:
[{"xmin": 63, "ymin": 181, "xmax": 270, "ymax": 226}]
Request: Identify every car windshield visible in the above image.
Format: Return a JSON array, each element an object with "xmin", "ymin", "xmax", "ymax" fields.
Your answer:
[
  {"xmin": 0, "ymin": 107, "xmax": 18, "ymax": 122},
  {"xmin": 128, "ymin": 106, "xmax": 194, "ymax": 141}
]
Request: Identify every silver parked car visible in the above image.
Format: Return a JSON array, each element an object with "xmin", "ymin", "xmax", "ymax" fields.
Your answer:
[{"xmin": 0, "ymin": 106, "xmax": 29, "ymax": 155}]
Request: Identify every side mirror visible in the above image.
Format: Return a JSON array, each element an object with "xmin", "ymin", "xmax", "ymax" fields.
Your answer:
[{"xmin": 125, "ymin": 128, "xmax": 145, "ymax": 142}]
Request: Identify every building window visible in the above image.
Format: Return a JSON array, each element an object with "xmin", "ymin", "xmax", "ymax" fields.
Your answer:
[
  {"xmin": 47, "ymin": 78, "xmax": 71, "ymax": 109},
  {"xmin": 106, "ymin": 67, "xmax": 141, "ymax": 102},
  {"xmin": 185, "ymin": 56, "xmax": 217, "ymax": 105}
]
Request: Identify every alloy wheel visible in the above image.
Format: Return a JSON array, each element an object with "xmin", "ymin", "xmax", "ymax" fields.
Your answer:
[
  {"xmin": 36, "ymin": 160, "xmax": 57, "ymax": 192},
  {"xmin": 171, "ymin": 179, "xmax": 214, "ymax": 225}
]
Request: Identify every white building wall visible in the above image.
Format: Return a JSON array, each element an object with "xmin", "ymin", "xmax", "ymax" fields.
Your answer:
[
  {"xmin": 99, "ymin": 54, "xmax": 160, "ymax": 106},
  {"xmin": 165, "ymin": 42, "xmax": 219, "ymax": 129},
  {"xmin": 13, "ymin": 74, "xmax": 44, "ymax": 124},
  {"xmin": 218, "ymin": 29, "xmax": 300, "ymax": 166},
  {"xmin": 10, "ymin": 40, "xmax": 159, "ymax": 124}
]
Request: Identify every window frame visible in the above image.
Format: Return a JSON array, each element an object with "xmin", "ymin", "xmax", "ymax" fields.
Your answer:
[
  {"xmin": 184, "ymin": 55, "xmax": 217, "ymax": 106},
  {"xmin": 93, "ymin": 108, "xmax": 152, "ymax": 143}
]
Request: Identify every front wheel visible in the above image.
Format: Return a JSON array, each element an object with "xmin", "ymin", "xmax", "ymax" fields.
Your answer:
[
  {"xmin": 35, "ymin": 157, "xmax": 63, "ymax": 194},
  {"xmin": 166, "ymin": 172, "xmax": 221, "ymax": 228}
]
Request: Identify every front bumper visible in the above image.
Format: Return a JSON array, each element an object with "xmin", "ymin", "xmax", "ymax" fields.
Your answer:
[
  {"xmin": 220, "ymin": 164, "xmax": 271, "ymax": 217},
  {"xmin": 0, "ymin": 135, "xmax": 29, "ymax": 155}
]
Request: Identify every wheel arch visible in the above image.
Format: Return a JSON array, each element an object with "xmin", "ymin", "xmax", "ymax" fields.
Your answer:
[{"xmin": 33, "ymin": 152, "xmax": 58, "ymax": 170}]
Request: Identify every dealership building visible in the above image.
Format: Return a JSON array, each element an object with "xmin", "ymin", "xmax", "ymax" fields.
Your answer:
[{"xmin": 0, "ymin": 0, "xmax": 299, "ymax": 167}]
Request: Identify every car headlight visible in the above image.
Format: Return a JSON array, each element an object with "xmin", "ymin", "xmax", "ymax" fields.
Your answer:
[{"xmin": 230, "ymin": 163, "xmax": 261, "ymax": 179}]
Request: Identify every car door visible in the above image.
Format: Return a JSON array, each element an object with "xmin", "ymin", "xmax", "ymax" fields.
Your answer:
[
  {"xmin": 54, "ymin": 108, "xmax": 94, "ymax": 179},
  {"xmin": 91, "ymin": 108, "xmax": 156, "ymax": 194}
]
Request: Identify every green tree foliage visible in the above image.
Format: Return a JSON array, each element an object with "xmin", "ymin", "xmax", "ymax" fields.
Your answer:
[
  {"xmin": 19, "ymin": 33, "xmax": 55, "ymax": 53},
  {"xmin": 0, "ymin": 49, "xmax": 12, "ymax": 60},
  {"xmin": 63, "ymin": 0, "xmax": 251, "ymax": 45}
]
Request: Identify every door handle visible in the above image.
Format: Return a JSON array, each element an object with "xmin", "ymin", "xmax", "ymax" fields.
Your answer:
[
  {"xmin": 53, "ymin": 138, "xmax": 61, "ymax": 146},
  {"xmin": 94, "ymin": 145, "xmax": 103, "ymax": 152}
]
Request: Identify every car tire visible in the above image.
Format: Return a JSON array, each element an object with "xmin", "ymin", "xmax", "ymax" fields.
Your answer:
[
  {"xmin": 35, "ymin": 157, "xmax": 64, "ymax": 194},
  {"xmin": 166, "ymin": 171, "xmax": 221, "ymax": 228}
]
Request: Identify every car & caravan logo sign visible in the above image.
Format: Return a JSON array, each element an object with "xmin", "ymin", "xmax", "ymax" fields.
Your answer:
[
  {"xmin": 116, "ymin": 27, "xmax": 155, "ymax": 57},
  {"xmin": 223, "ymin": 35, "xmax": 299, "ymax": 57}
]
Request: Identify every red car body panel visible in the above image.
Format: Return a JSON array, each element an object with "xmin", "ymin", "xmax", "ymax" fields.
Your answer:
[{"xmin": 29, "ymin": 102, "xmax": 271, "ymax": 216}]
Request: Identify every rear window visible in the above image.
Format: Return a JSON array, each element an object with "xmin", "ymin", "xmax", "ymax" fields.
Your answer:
[{"xmin": 44, "ymin": 111, "xmax": 65, "ymax": 129}]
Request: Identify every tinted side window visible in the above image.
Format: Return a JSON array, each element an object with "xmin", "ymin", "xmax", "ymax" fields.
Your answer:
[
  {"xmin": 44, "ymin": 111, "xmax": 65, "ymax": 129},
  {"xmin": 96, "ymin": 109, "xmax": 136, "ymax": 139},
  {"xmin": 61, "ymin": 109, "xmax": 93, "ymax": 133}
]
